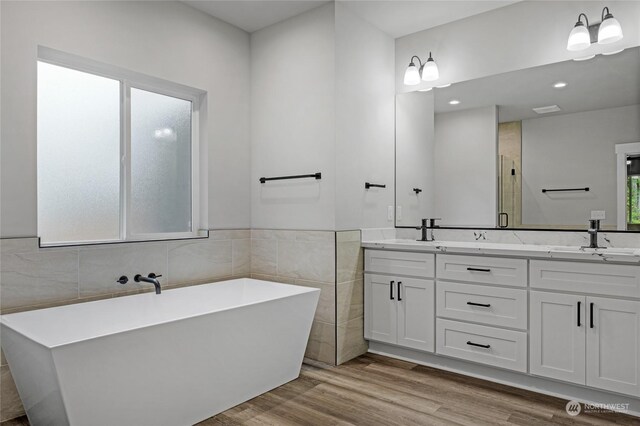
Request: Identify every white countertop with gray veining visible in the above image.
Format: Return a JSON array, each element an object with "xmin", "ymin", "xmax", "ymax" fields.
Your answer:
[{"xmin": 361, "ymin": 239, "xmax": 640, "ymax": 263}]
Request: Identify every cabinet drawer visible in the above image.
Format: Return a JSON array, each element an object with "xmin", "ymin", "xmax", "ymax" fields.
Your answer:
[
  {"xmin": 436, "ymin": 254, "xmax": 527, "ymax": 287},
  {"xmin": 530, "ymin": 260, "xmax": 640, "ymax": 298},
  {"xmin": 365, "ymin": 250, "xmax": 435, "ymax": 278},
  {"xmin": 436, "ymin": 282, "xmax": 527, "ymax": 330},
  {"xmin": 436, "ymin": 319, "xmax": 527, "ymax": 372}
]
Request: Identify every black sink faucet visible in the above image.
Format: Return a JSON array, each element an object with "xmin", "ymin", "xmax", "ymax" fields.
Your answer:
[
  {"xmin": 417, "ymin": 218, "xmax": 441, "ymax": 242},
  {"xmin": 134, "ymin": 273, "xmax": 162, "ymax": 294},
  {"xmin": 585, "ymin": 219, "xmax": 601, "ymax": 249}
]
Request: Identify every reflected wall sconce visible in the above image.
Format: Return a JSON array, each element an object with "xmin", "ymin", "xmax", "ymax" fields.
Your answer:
[
  {"xmin": 403, "ymin": 52, "xmax": 439, "ymax": 85},
  {"xmin": 567, "ymin": 7, "xmax": 623, "ymax": 51}
]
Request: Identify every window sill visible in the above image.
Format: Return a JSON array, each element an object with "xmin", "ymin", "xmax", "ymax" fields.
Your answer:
[{"xmin": 38, "ymin": 230, "xmax": 210, "ymax": 248}]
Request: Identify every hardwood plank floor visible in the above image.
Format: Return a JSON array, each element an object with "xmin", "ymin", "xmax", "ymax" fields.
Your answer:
[
  {"xmin": 199, "ymin": 354, "xmax": 639, "ymax": 426},
  {"xmin": 3, "ymin": 354, "xmax": 638, "ymax": 425}
]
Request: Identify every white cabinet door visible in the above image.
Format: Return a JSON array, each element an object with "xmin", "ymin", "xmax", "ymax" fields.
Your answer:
[
  {"xmin": 530, "ymin": 291, "xmax": 586, "ymax": 385},
  {"xmin": 586, "ymin": 297, "xmax": 640, "ymax": 396},
  {"xmin": 397, "ymin": 278, "xmax": 434, "ymax": 352},
  {"xmin": 364, "ymin": 273, "xmax": 397, "ymax": 344}
]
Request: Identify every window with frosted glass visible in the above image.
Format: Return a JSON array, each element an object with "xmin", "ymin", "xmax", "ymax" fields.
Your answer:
[
  {"xmin": 37, "ymin": 58, "xmax": 198, "ymax": 245},
  {"xmin": 130, "ymin": 89, "xmax": 192, "ymax": 234},
  {"xmin": 37, "ymin": 62, "xmax": 121, "ymax": 243}
]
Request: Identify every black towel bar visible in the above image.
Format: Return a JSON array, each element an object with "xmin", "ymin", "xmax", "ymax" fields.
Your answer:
[
  {"xmin": 542, "ymin": 187, "xmax": 589, "ymax": 193},
  {"xmin": 365, "ymin": 182, "xmax": 386, "ymax": 189},
  {"xmin": 259, "ymin": 172, "xmax": 321, "ymax": 184}
]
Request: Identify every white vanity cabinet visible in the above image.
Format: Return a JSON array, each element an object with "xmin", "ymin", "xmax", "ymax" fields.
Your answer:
[
  {"xmin": 530, "ymin": 260, "xmax": 640, "ymax": 397},
  {"xmin": 530, "ymin": 291, "xmax": 640, "ymax": 396},
  {"xmin": 364, "ymin": 246, "xmax": 640, "ymax": 401},
  {"xmin": 435, "ymin": 254, "xmax": 528, "ymax": 372},
  {"xmin": 364, "ymin": 250, "xmax": 435, "ymax": 352}
]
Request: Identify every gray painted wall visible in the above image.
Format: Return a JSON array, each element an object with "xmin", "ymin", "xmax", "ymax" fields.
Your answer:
[{"xmin": 0, "ymin": 1, "xmax": 251, "ymax": 237}]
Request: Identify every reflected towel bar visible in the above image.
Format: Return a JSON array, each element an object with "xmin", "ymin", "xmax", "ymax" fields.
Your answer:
[
  {"xmin": 365, "ymin": 182, "xmax": 386, "ymax": 189},
  {"xmin": 259, "ymin": 172, "xmax": 321, "ymax": 184},
  {"xmin": 542, "ymin": 187, "xmax": 589, "ymax": 193}
]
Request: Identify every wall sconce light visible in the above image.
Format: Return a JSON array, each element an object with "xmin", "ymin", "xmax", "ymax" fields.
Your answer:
[
  {"xmin": 403, "ymin": 52, "xmax": 439, "ymax": 85},
  {"xmin": 567, "ymin": 6, "xmax": 623, "ymax": 51},
  {"xmin": 598, "ymin": 7, "xmax": 623, "ymax": 44}
]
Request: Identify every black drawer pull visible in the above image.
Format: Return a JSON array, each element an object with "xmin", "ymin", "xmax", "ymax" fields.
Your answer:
[
  {"xmin": 467, "ymin": 302, "xmax": 491, "ymax": 308},
  {"xmin": 390, "ymin": 281, "xmax": 395, "ymax": 300},
  {"xmin": 590, "ymin": 302, "xmax": 594, "ymax": 328},
  {"xmin": 466, "ymin": 341, "xmax": 491, "ymax": 349},
  {"xmin": 397, "ymin": 281, "xmax": 402, "ymax": 301},
  {"xmin": 577, "ymin": 301, "xmax": 581, "ymax": 327},
  {"xmin": 467, "ymin": 267, "xmax": 491, "ymax": 272}
]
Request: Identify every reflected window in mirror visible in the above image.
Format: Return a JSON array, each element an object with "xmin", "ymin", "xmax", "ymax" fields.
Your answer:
[{"xmin": 628, "ymin": 156, "xmax": 640, "ymax": 231}]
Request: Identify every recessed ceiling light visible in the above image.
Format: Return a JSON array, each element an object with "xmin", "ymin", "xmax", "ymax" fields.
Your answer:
[
  {"xmin": 553, "ymin": 81, "xmax": 568, "ymax": 89},
  {"xmin": 449, "ymin": 99, "xmax": 460, "ymax": 105},
  {"xmin": 573, "ymin": 54, "xmax": 596, "ymax": 61},
  {"xmin": 418, "ymin": 88, "xmax": 433, "ymax": 92},
  {"xmin": 436, "ymin": 83, "xmax": 452, "ymax": 88},
  {"xmin": 533, "ymin": 105, "xmax": 561, "ymax": 114},
  {"xmin": 603, "ymin": 48, "xmax": 625, "ymax": 55}
]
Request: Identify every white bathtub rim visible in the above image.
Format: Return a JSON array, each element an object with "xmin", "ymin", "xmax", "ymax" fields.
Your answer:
[{"xmin": 0, "ymin": 278, "xmax": 320, "ymax": 349}]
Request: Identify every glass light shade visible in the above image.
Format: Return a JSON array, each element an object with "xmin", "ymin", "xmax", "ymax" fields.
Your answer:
[
  {"xmin": 421, "ymin": 59, "xmax": 439, "ymax": 81},
  {"xmin": 404, "ymin": 63, "xmax": 421, "ymax": 85},
  {"xmin": 567, "ymin": 24, "xmax": 591, "ymax": 51},
  {"xmin": 598, "ymin": 16, "xmax": 623, "ymax": 44}
]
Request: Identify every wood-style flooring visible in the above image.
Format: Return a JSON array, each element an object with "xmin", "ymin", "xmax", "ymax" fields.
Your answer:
[
  {"xmin": 199, "ymin": 353, "xmax": 638, "ymax": 426},
  {"xmin": 3, "ymin": 354, "xmax": 638, "ymax": 425}
]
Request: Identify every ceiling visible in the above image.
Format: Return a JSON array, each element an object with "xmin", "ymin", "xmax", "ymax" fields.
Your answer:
[
  {"xmin": 340, "ymin": 1, "xmax": 519, "ymax": 38},
  {"xmin": 184, "ymin": 0, "xmax": 518, "ymax": 37},
  {"xmin": 431, "ymin": 47, "xmax": 640, "ymax": 122},
  {"xmin": 184, "ymin": 1, "xmax": 330, "ymax": 33}
]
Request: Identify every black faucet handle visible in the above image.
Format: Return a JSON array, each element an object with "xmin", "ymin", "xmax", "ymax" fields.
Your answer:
[
  {"xmin": 116, "ymin": 276, "xmax": 129, "ymax": 285},
  {"xmin": 148, "ymin": 273, "xmax": 162, "ymax": 279}
]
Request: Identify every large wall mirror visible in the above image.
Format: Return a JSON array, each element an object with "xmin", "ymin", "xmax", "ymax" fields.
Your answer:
[{"xmin": 396, "ymin": 46, "xmax": 640, "ymax": 231}]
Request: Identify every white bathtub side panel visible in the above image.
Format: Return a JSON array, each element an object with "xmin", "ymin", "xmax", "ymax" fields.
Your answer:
[
  {"xmin": 51, "ymin": 290, "xmax": 319, "ymax": 426},
  {"xmin": 0, "ymin": 326, "xmax": 69, "ymax": 426}
]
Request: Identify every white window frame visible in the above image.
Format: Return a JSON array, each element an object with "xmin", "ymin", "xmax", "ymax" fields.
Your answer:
[
  {"xmin": 615, "ymin": 142, "xmax": 640, "ymax": 231},
  {"xmin": 37, "ymin": 46, "xmax": 207, "ymax": 246}
]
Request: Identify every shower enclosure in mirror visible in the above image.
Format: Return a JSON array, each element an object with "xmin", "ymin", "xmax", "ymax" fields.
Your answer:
[{"xmin": 395, "ymin": 46, "xmax": 640, "ymax": 231}]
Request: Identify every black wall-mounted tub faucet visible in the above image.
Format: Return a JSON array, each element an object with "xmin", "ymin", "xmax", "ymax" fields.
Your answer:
[{"xmin": 134, "ymin": 273, "xmax": 163, "ymax": 294}]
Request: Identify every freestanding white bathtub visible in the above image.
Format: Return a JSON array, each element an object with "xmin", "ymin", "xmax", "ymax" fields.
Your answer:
[{"xmin": 0, "ymin": 278, "xmax": 319, "ymax": 426}]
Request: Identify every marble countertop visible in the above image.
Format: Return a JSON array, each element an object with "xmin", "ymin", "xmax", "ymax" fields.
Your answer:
[{"xmin": 361, "ymin": 239, "xmax": 640, "ymax": 263}]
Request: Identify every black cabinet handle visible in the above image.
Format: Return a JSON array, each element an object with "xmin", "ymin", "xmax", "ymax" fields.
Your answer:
[
  {"xmin": 398, "ymin": 282, "xmax": 402, "ymax": 301},
  {"xmin": 467, "ymin": 267, "xmax": 491, "ymax": 272},
  {"xmin": 577, "ymin": 301, "xmax": 581, "ymax": 327},
  {"xmin": 466, "ymin": 341, "xmax": 491, "ymax": 349},
  {"xmin": 590, "ymin": 302, "xmax": 594, "ymax": 328},
  {"xmin": 467, "ymin": 302, "xmax": 491, "ymax": 308},
  {"xmin": 390, "ymin": 281, "xmax": 395, "ymax": 300}
]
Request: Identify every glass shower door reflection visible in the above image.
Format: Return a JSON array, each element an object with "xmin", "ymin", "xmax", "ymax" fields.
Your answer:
[{"xmin": 498, "ymin": 155, "xmax": 521, "ymax": 228}]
